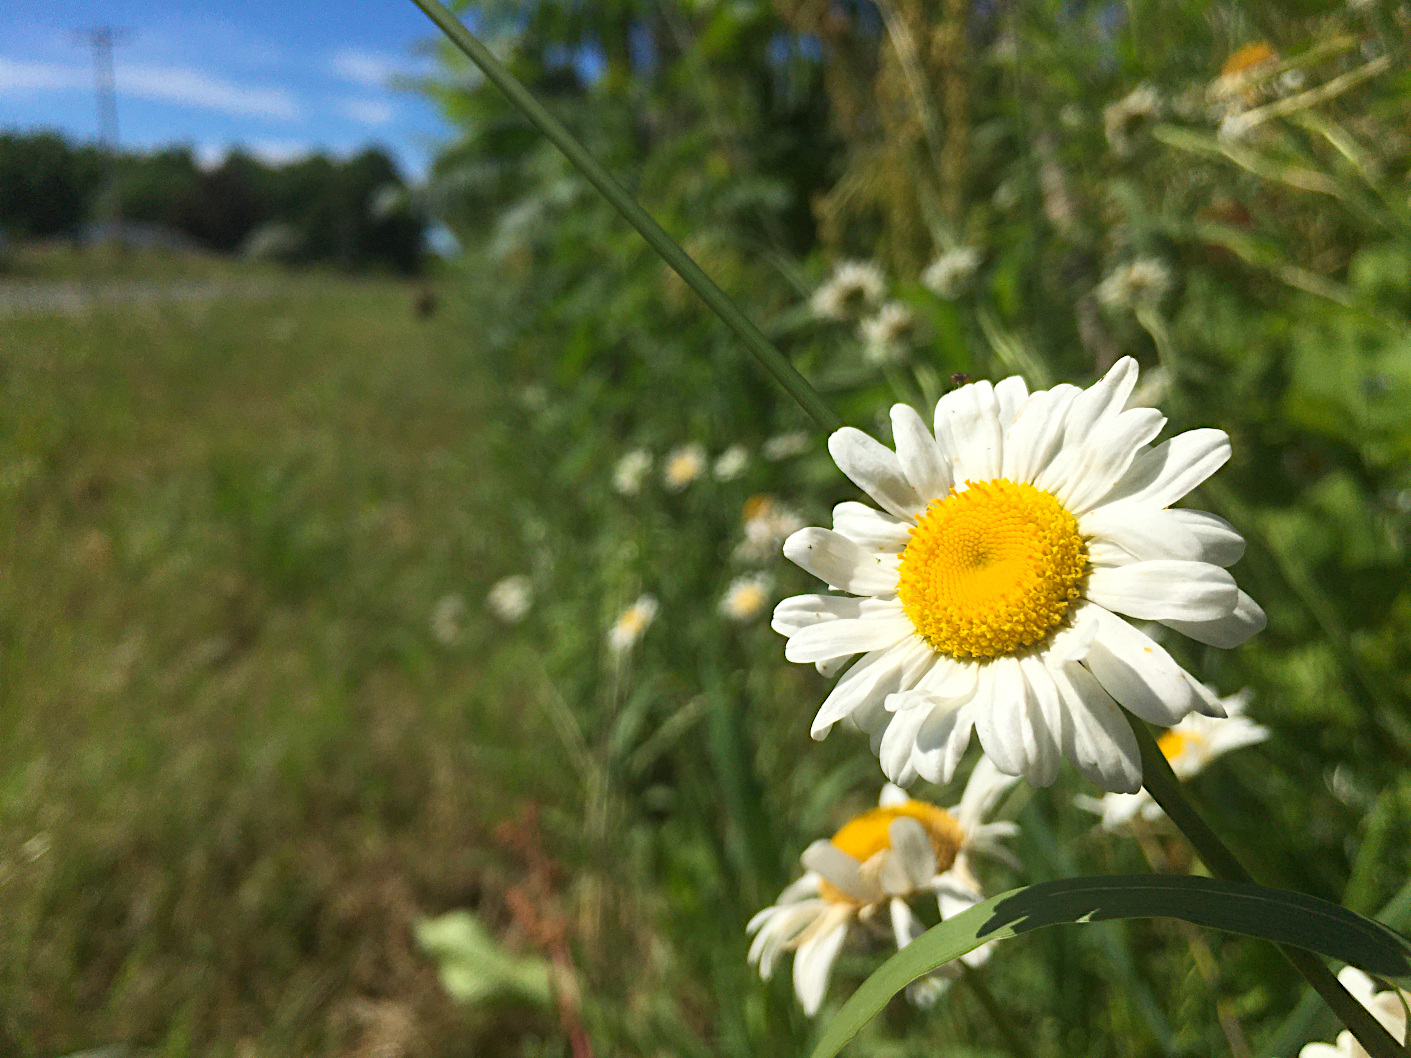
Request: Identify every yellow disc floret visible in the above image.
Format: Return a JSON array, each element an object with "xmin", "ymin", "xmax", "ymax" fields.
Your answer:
[
  {"xmin": 818, "ymin": 801, "xmax": 966, "ymax": 904},
  {"xmin": 897, "ymin": 479, "xmax": 1087, "ymax": 659}
]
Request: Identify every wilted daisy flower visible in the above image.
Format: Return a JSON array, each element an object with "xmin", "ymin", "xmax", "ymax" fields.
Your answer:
[
  {"xmin": 1104, "ymin": 85, "xmax": 1161, "ymax": 157},
  {"xmin": 613, "ymin": 448, "xmax": 653, "ymax": 496},
  {"xmin": 720, "ymin": 573, "xmax": 773, "ymax": 622},
  {"xmin": 748, "ymin": 760, "xmax": 1021, "ymax": 1015},
  {"xmin": 608, "ymin": 594, "xmax": 658, "ymax": 654},
  {"xmin": 713, "ymin": 444, "xmax": 750, "ymax": 482},
  {"xmin": 736, "ymin": 494, "xmax": 806, "ymax": 564},
  {"xmin": 762, "ymin": 431, "xmax": 810, "ymax": 462},
  {"xmin": 1077, "ymin": 689, "xmax": 1267, "ymax": 828},
  {"xmin": 663, "ymin": 443, "xmax": 707, "ymax": 493},
  {"xmin": 771, "ymin": 357, "xmax": 1265, "ymax": 794},
  {"xmin": 1300, "ymin": 967, "xmax": 1409, "ymax": 1058},
  {"xmin": 485, "ymin": 577, "xmax": 532, "ymax": 625},
  {"xmin": 1096, "ymin": 258, "xmax": 1173, "ymax": 312},
  {"xmin": 811, "ymin": 260, "xmax": 886, "ymax": 321},
  {"xmin": 860, "ymin": 302, "xmax": 920, "ymax": 365},
  {"xmin": 921, "ymin": 247, "xmax": 982, "ymax": 299}
]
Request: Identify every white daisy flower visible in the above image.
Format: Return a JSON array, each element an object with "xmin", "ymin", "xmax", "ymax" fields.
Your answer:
[
  {"xmin": 1077, "ymin": 688, "xmax": 1268, "ymax": 828},
  {"xmin": 921, "ymin": 247, "xmax": 982, "ymax": 299},
  {"xmin": 613, "ymin": 448, "xmax": 653, "ymax": 496},
  {"xmin": 1104, "ymin": 85, "xmax": 1162, "ymax": 157},
  {"xmin": 720, "ymin": 573, "xmax": 773, "ymax": 622},
  {"xmin": 860, "ymin": 302, "xmax": 920, "ymax": 365},
  {"xmin": 713, "ymin": 444, "xmax": 750, "ymax": 482},
  {"xmin": 1095, "ymin": 258, "xmax": 1174, "ymax": 312},
  {"xmin": 811, "ymin": 260, "xmax": 886, "ymax": 321},
  {"xmin": 771, "ymin": 357, "xmax": 1265, "ymax": 794},
  {"xmin": 762, "ymin": 430, "xmax": 811, "ymax": 462},
  {"xmin": 735, "ymin": 495, "xmax": 806, "ymax": 564},
  {"xmin": 748, "ymin": 759, "xmax": 1021, "ymax": 1016},
  {"xmin": 1300, "ymin": 967, "xmax": 1410, "ymax": 1058},
  {"xmin": 663, "ymin": 443, "xmax": 707, "ymax": 493},
  {"xmin": 608, "ymin": 594, "xmax": 658, "ymax": 654},
  {"xmin": 484, "ymin": 577, "xmax": 532, "ymax": 625}
]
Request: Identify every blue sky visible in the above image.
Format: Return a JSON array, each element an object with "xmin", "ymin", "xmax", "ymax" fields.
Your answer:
[{"xmin": 0, "ymin": 0, "xmax": 461, "ymax": 180}]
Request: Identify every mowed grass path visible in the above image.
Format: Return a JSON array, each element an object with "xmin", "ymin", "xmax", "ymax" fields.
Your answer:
[{"xmin": 0, "ymin": 267, "xmax": 558, "ymax": 1055}]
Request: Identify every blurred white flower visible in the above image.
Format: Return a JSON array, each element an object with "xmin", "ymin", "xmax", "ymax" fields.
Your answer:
[
  {"xmin": 747, "ymin": 761, "xmax": 1021, "ymax": 1016},
  {"xmin": 1104, "ymin": 85, "xmax": 1161, "ymax": 157},
  {"xmin": 431, "ymin": 593, "xmax": 468, "ymax": 642},
  {"xmin": 811, "ymin": 260, "xmax": 886, "ymax": 321},
  {"xmin": 1300, "ymin": 966, "xmax": 1410, "ymax": 1058},
  {"xmin": 663, "ymin": 443, "xmax": 707, "ymax": 493},
  {"xmin": 1076, "ymin": 689, "xmax": 1268, "ymax": 828},
  {"xmin": 713, "ymin": 444, "xmax": 750, "ymax": 482},
  {"xmin": 1096, "ymin": 257, "xmax": 1174, "ymax": 312},
  {"xmin": 922, "ymin": 247, "xmax": 982, "ymax": 299},
  {"xmin": 720, "ymin": 573, "xmax": 773, "ymax": 622},
  {"xmin": 860, "ymin": 302, "xmax": 919, "ymax": 365},
  {"xmin": 608, "ymin": 594, "xmax": 658, "ymax": 654},
  {"xmin": 485, "ymin": 577, "xmax": 533, "ymax": 625},
  {"xmin": 771, "ymin": 358, "xmax": 1264, "ymax": 792},
  {"xmin": 613, "ymin": 448, "xmax": 653, "ymax": 496},
  {"xmin": 762, "ymin": 431, "xmax": 810, "ymax": 461},
  {"xmin": 735, "ymin": 494, "xmax": 806, "ymax": 564},
  {"xmin": 1125, "ymin": 365, "xmax": 1171, "ymax": 410}
]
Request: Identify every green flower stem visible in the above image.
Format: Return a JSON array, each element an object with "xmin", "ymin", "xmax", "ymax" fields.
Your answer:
[
  {"xmin": 409, "ymin": 0, "xmax": 842, "ymax": 432},
  {"xmin": 1127, "ymin": 714, "xmax": 1409, "ymax": 1058}
]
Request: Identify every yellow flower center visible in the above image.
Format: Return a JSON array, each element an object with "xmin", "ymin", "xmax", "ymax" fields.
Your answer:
[
  {"xmin": 897, "ymin": 479, "xmax": 1088, "ymax": 659},
  {"xmin": 1157, "ymin": 729, "xmax": 1206, "ymax": 762},
  {"xmin": 817, "ymin": 802, "xmax": 964, "ymax": 904}
]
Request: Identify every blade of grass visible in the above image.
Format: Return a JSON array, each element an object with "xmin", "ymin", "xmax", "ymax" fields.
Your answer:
[{"xmin": 408, "ymin": 0, "xmax": 842, "ymax": 432}]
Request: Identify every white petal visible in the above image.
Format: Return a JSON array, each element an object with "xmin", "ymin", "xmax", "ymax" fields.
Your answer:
[
  {"xmin": 934, "ymin": 380, "xmax": 1003, "ymax": 484},
  {"xmin": 1045, "ymin": 408, "xmax": 1167, "ymax": 514},
  {"xmin": 1084, "ymin": 605, "xmax": 1211, "ymax": 725},
  {"xmin": 1086, "ymin": 560, "xmax": 1238, "ymax": 622},
  {"xmin": 1081, "ymin": 504, "xmax": 1204, "ymax": 562},
  {"xmin": 934, "ymin": 868, "xmax": 983, "ymax": 922},
  {"xmin": 832, "ymin": 501, "xmax": 913, "ymax": 553},
  {"xmin": 828, "ymin": 427, "xmax": 925, "ymax": 519},
  {"xmin": 878, "ymin": 783, "xmax": 910, "ymax": 807},
  {"xmin": 1160, "ymin": 589, "xmax": 1266, "ymax": 648},
  {"xmin": 811, "ymin": 639, "xmax": 932, "ymax": 737},
  {"xmin": 801, "ymin": 841, "xmax": 875, "ymax": 903},
  {"xmin": 793, "ymin": 910, "xmax": 851, "ymax": 1016},
  {"xmin": 879, "ymin": 699, "xmax": 931, "ymax": 785},
  {"xmin": 890, "ymin": 404, "xmax": 951, "ymax": 502},
  {"xmin": 816, "ymin": 655, "xmax": 854, "ymax": 678},
  {"xmin": 910, "ymin": 701, "xmax": 976, "ymax": 786},
  {"xmin": 1001, "ymin": 384, "xmax": 1080, "ymax": 483},
  {"xmin": 784, "ymin": 528, "xmax": 900, "ymax": 598},
  {"xmin": 972, "ymin": 661, "xmax": 1028, "ymax": 778},
  {"xmin": 890, "ymin": 897, "xmax": 924, "ymax": 951},
  {"xmin": 1100, "ymin": 428, "xmax": 1231, "ymax": 510},
  {"xmin": 1167, "ymin": 509, "xmax": 1245, "ymax": 567},
  {"xmin": 772, "ymin": 592, "xmax": 900, "ymax": 637},
  {"xmin": 994, "ymin": 374, "xmax": 1030, "ymax": 426},
  {"xmin": 1061, "ymin": 357, "xmax": 1139, "ymax": 446},
  {"xmin": 786, "ymin": 615, "xmax": 915, "ymax": 664},
  {"xmin": 1048, "ymin": 657, "xmax": 1143, "ymax": 793},
  {"xmin": 955, "ymin": 756, "xmax": 1022, "ymax": 834},
  {"xmin": 879, "ymin": 817, "xmax": 935, "ymax": 894}
]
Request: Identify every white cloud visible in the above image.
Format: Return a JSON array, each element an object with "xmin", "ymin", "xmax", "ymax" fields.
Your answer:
[
  {"xmin": 121, "ymin": 64, "xmax": 301, "ymax": 120},
  {"xmin": 330, "ymin": 49, "xmax": 402, "ymax": 88},
  {"xmin": 245, "ymin": 138, "xmax": 316, "ymax": 165},
  {"xmin": 0, "ymin": 57, "xmax": 86, "ymax": 94},
  {"xmin": 0, "ymin": 55, "xmax": 299, "ymax": 120},
  {"xmin": 345, "ymin": 98, "xmax": 394, "ymax": 126}
]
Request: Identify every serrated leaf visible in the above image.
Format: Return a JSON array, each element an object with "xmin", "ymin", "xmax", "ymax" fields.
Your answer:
[{"xmin": 812, "ymin": 874, "xmax": 1411, "ymax": 1058}]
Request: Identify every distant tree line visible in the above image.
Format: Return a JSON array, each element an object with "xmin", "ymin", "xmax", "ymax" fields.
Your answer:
[{"xmin": 0, "ymin": 131, "xmax": 426, "ymax": 273}]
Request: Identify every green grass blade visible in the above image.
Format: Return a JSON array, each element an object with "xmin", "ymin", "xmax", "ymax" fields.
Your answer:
[
  {"xmin": 407, "ymin": 0, "xmax": 842, "ymax": 432},
  {"xmin": 810, "ymin": 875, "xmax": 1411, "ymax": 1058}
]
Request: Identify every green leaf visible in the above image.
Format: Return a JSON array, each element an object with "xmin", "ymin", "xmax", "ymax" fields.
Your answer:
[{"xmin": 811, "ymin": 875, "xmax": 1411, "ymax": 1058}]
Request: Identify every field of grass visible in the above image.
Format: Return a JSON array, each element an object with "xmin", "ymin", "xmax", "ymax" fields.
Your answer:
[{"xmin": 0, "ymin": 259, "xmax": 569, "ymax": 1055}]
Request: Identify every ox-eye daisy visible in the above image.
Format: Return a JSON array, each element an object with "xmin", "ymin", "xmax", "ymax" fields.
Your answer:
[
  {"xmin": 1077, "ymin": 688, "xmax": 1268, "ymax": 828},
  {"xmin": 747, "ymin": 760, "xmax": 1019, "ymax": 1015},
  {"xmin": 772, "ymin": 357, "xmax": 1265, "ymax": 794},
  {"xmin": 1300, "ymin": 967, "xmax": 1409, "ymax": 1058}
]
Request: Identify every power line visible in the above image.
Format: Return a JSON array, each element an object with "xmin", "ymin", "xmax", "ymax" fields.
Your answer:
[{"xmin": 72, "ymin": 27, "xmax": 130, "ymax": 245}]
